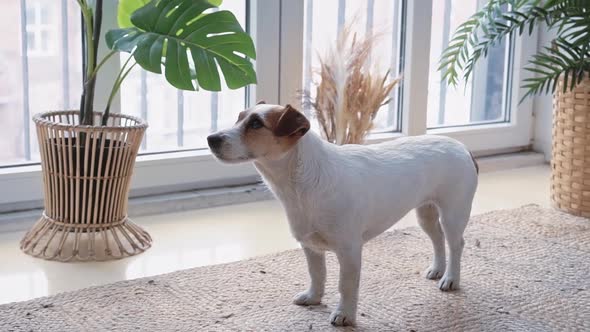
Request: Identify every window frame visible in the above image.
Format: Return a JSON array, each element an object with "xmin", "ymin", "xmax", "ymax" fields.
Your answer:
[
  {"xmin": 0, "ymin": 0, "xmax": 538, "ymax": 212},
  {"xmin": 427, "ymin": 27, "xmax": 537, "ymax": 153},
  {"xmin": 0, "ymin": 0, "xmax": 275, "ymax": 210},
  {"xmin": 422, "ymin": 0, "xmax": 536, "ymax": 153}
]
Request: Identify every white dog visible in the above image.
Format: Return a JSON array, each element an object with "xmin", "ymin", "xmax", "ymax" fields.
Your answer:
[{"xmin": 208, "ymin": 103, "xmax": 478, "ymax": 326}]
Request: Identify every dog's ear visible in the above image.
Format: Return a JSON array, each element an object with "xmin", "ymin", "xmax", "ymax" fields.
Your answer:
[
  {"xmin": 273, "ymin": 105, "xmax": 310, "ymax": 137},
  {"xmin": 256, "ymin": 100, "xmax": 266, "ymax": 105}
]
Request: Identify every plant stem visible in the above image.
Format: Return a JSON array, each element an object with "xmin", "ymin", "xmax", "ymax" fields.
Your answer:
[
  {"xmin": 79, "ymin": 1, "xmax": 94, "ymax": 125},
  {"xmin": 86, "ymin": 50, "xmax": 116, "ymax": 84},
  {"xmin": 81, "ymin": 0, "xmax": 103, "ymax": 126},
  {"xmin": 102, "ymin": 55, "xmax": 137, "ymax": 125},
  {"xmin": 92, "ymin": 0, "xmax": 103, "ymax": 69}
]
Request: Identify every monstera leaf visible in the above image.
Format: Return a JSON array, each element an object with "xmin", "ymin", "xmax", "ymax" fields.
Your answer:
[
  {"xmin": 106, "ymin": 0, "xmax": 255, "ymax": 91},
  {"xmin": 117, "ymin": 0, "xmax": 150, "ymax": 28},
  {"xmin": 117, "ymin": 0, "xmax": 223, "ymax": 28}
]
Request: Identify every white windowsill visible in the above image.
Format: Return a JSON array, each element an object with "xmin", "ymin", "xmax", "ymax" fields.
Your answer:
[{"xmin": 0, "ymin": 182, "xmax": 273, "ymax": 233}]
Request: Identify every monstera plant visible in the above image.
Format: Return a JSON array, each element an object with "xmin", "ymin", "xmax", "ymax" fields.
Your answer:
[{"xmin": 20, "ymin": 0, "xmax": 257, "ymax": 262}]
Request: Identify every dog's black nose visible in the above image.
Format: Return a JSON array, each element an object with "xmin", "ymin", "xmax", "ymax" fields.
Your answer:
[{"xmin": 207, "ymin": 134, "xmax": 223, "ymax": 149}]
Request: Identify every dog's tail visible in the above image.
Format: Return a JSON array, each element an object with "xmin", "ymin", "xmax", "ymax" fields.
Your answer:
[{"xmin": 469, "ymin": 151, "xmax": 479, "ymax": 174}]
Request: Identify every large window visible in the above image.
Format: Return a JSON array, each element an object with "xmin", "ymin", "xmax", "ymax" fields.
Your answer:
[
  {"xmin": 0, "ymin": 0, "xmax": 82, "ymax": 168},
  {"xmin": 427, "ymin": 0, "xmax": 513, "ymax": 128},
  {"xmin": 0, "ymin": 1, "xmax": 246, "ymax": 167},
  {"xmin": 0, "ymin": 0, "xmax": 536, "ymax": 210}
]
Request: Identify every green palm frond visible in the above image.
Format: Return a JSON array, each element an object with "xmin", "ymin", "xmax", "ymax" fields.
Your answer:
[
  {"xmin": 521, "ymin": 38, "xmax": 590, "ymax": 100},
  {"xmin": 439, "ymin": 0, "xmax": 590, "ymax": 98},
  {"xmin": 439, "ymin": 0, "xmax": 545, "ymax": 86}
]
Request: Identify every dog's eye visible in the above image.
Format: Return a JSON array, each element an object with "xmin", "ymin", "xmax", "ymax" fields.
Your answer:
[{"xmin": 248, "ymin": 118, "xmax": 264, "ymax": 129}]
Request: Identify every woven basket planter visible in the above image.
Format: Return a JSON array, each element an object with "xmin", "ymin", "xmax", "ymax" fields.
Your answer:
[
  {"xmin": 551, "ymin": 76, "xmax": 590, "ymax": 218},
  {"xmin": 20, "ymin": 111, "xmax": 151, "ymax": 261}
]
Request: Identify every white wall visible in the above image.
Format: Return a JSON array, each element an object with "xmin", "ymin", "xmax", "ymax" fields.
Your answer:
[{"xmin": 531, "ymin": 25, "xmax": 557, "ymax": 162}]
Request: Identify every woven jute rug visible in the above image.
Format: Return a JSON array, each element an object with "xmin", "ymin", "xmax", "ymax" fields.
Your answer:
[{"xmin": 1, "ymin": 205, "xmax": 589, "ymax": 331}]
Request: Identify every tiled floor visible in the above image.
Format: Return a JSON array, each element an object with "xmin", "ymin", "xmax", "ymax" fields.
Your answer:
[{"xmin": 0, "ymin": 165, "xmax": 550, "ymax": 305}]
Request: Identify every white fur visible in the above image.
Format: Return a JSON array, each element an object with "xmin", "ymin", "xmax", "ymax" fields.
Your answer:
[{"xmin": 211, "ymin": 106, "xmax": 478, "ymax": 326}]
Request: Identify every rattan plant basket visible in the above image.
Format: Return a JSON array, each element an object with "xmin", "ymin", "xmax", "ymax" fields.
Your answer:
[
  {"xmin": 20, "ymin": 111, "xmax": 151, "ymax": 261},
  {"xmin": 551, "ymin": 76, "xmax": 590, "ymax": 218}
]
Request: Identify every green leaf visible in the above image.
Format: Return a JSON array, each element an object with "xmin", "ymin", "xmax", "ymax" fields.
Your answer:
[
  {"xmin": 117, "ymin": 0, "xmax": 222, "ymax": 28},
  {"xmin": 438, "ymin": 0, "xmax": 558, "ymax": 89},
  {"xmin": 521, "ymin": 39, "xmax": 590, "ymax": 102},
  {"xmin": 117, "ymin": 0, "xmax": 150, "ymax": 28},
  {"xmin": 108, "ymin": 0, "xmax": 256, "ymax": 91}
]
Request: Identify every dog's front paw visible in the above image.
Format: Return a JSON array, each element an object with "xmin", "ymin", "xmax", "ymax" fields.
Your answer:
[
  {"xmin": 329, "ymin": 310, "xmax": 356, "ymax": 326},
  {"xmin": 293, "ymin": 290, "xmax": 322, "ymax": 306},
  {"xmin": 438, "ymin": 274, "xmax": 460, "ymax": 291},
  {"xmin": 425, "ymin": 265, "xmax": 445, "ymax": 280}
]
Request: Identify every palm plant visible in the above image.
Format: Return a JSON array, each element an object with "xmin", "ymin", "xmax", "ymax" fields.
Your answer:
[
  {"xmin": 439, "ymin": 1, "xmax": 590, "ymax": 218},
  {"xmin": 439, "ymin": 0, "xmax": 590, "ymax": 100},
  {"xmin": 76, "ymin": 0, "xmax": 255, "ymax": 125}
]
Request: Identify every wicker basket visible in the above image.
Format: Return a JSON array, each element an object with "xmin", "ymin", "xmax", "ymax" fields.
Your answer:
[
  {"xmin": 20, "ymin": 111, "xmax": 151, "ymax": 261},
  {"xmin": 551, "ymin": 76, "xmax": 590, "ymax": 218}
]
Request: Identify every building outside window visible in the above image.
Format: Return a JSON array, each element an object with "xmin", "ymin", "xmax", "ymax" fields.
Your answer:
[{"xmin": 25, "ymin": 0, "xmax": 57, "ymax": 57}]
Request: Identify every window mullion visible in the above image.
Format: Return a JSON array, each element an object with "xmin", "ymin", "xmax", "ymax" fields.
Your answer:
[
  {"xmin": 19, "ymin": 0, "xmax": 31, "ymax": 160},
  {"xmin": 278, "ymin": 0, "xmax": 304, "ymax": 107},
  {"xmin": 401, "ymin": 0, "xmax": 433, "ymax": 136},
  {"xmin": 249, "ymin": 0, "xmax": 281, "ymax": 105}
]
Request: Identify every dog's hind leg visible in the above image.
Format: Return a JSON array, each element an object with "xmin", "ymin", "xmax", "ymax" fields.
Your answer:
[
  {"xmin": 437, "ymin": 202, "xmax": 471, "ymax": 291},
  {"xmin": 416, "ymin": 203, "xmax": 446, "ymax": 280}
]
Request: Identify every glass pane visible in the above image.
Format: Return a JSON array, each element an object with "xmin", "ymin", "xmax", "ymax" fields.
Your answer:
[
  {"xmin": 40, "ymin": 3, "xmax": 50, "ymax": 25},
  {"xmin": 26, "ymin": 5, "xmax": 36, "ymax": 25},
  {"xmin": 26, "ymin": 31, "xmax": 36, "ymax": 52},
  {"xmin": 41, "ymin": 30, "xmax": 50, "ymax": 52},
  {"xmin": 120, "ymin": 0, "xmax": 248, "ymax": 153},
  {"xmin": 427, "ymin": 0, "xmax": 512, "ymax": 128},
  {"xmin": 0, "ymin": 0, "xmax": 82, "ymax": 167},
  {"xmin": 302, "ymin": 0, "xmax": 405, "ymax": 132}
]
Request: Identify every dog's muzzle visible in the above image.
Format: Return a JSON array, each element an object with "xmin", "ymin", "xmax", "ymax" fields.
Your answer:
[{"xmin": 207, "ymin": 133, "xmax": 224, "ymax": 151}]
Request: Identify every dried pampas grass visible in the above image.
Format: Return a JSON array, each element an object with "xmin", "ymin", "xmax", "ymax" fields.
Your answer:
[{"xmin": 303, "ymin": 25, "xmax": 401, "ymax": 145}]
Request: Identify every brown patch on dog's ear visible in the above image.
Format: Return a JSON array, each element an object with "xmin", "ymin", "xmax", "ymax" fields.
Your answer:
[
  {"xmin": 273, "ymin": 105, "xmax": 310, "ymax": 137},
  {"xmin": 256, "ymin": 100, "xmax": 266, "ymax": 105}
]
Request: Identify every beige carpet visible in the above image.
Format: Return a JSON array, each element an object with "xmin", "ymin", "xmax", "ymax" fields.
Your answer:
[{"xmin": 1, "ymin": 205, "xmax": 589, "ymax": 331}]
